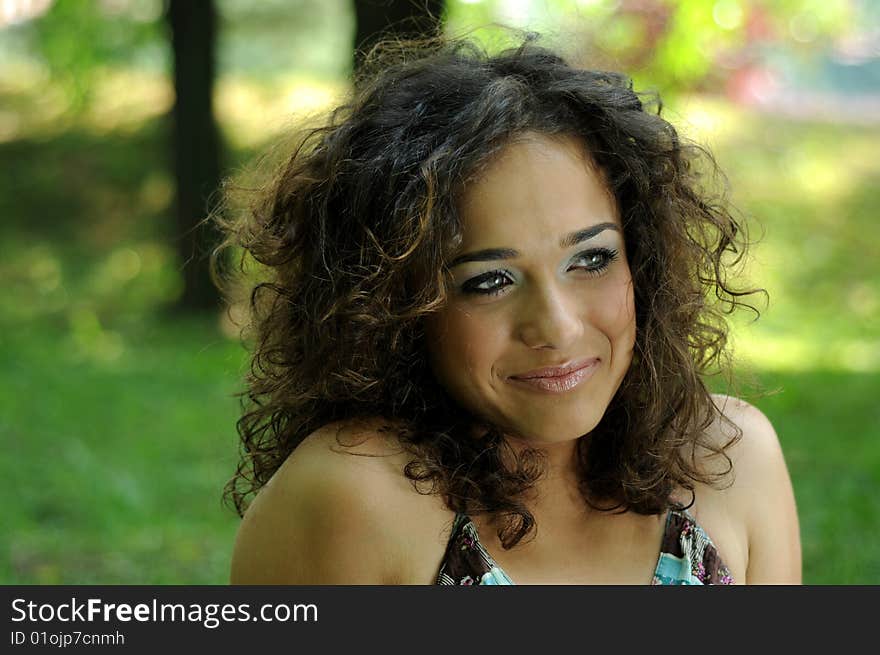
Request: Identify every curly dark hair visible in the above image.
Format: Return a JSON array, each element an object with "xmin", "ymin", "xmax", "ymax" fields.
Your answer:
[{"xmin": 213, "ymin": 34, "xmax": 761, "ymax": 549}]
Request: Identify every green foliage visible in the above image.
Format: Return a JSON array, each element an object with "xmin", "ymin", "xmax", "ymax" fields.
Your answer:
[
  {"xmin": 0, "ymin": 118, "xmax": 185, "ymax": 327},
  {"xmin": 25, "ymin": 0, "xmax": 165, "ymax": 114},
  {"xmin": 6, "ymin": 0, "xmax": 354, "ymax": 118},
  {"xmin": 217, "ymin": 0, "xmax": 354, "ymax": 79},
  {"xmin": 444, "ymin": 0, "xmax": 860, "ymax": 95}
]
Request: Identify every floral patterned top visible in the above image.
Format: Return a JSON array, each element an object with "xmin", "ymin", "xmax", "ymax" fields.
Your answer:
[{"xmin": 435, "ymin": 508, "xmax": 734, "ymax": 585}]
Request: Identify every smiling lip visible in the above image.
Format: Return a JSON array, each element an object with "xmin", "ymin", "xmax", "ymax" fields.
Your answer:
[{"xmin": 508, "ymin": 358, "xmax": 600, "ymax": 394}]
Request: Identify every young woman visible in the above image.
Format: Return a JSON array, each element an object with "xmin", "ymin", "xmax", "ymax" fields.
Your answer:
[{"xmin": 218, "ymin": 36, "xmax": 801, "ymax": 585}]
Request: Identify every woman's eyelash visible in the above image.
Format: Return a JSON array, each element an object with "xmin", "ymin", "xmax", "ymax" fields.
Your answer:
[
  {"xmin": 461, "ymin": 270, "xmax": 515, "ymax": 296},
  {"xmin": 569, "ymin": 247, "xmax": 619, "ymax": 273},
  {"xmin": 460, "ymin": 248, "xmax": 620, "ymax": 296}
]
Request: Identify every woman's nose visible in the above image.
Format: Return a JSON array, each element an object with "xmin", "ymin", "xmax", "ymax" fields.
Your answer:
[{"xmin": 516, "ymin": 284, "xmax": 583, "ymax": 350}]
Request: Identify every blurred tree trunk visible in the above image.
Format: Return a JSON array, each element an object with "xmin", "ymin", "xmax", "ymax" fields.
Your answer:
[
  {"xmin": 353, "ymin": 0, "xmax": 445, "ymax": 72},
  {"xmin": 167, "ymin": 0, "xmax": 222, "ymax": 313}
]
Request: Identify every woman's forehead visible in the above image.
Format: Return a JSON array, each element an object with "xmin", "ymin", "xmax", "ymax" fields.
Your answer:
[{"xmin": 455, "ymin": 133, "xmax": 621, "ymax": 250}]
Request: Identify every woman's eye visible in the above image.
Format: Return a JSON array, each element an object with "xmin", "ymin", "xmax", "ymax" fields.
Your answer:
[
  {"xmin": 461, "ymin": 271, "xmax": 514, "ymax": 296},
  {"xmin": 570, "ymin": 248, "xmax": 619, "ymax": 274}
]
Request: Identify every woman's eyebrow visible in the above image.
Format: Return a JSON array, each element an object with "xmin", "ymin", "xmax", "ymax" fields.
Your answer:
[
  {"xmin": 449, "ymin": 222, "xmax": 620, "ymax": 268},
  {"xmin": 560, "ymin": 222, "xmax": 620, "ymax": 248}
]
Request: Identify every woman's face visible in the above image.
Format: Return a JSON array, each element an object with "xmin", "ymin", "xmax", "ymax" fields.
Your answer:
[{"xmin": 425, "ymin": 133, "xmax": 636, "ymax": 445}]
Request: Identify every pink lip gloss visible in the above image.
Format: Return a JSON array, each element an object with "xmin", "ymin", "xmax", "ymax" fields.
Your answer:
[{"xmin": 509, "ymin": 360, "xmax": 599, "ymax": 394}]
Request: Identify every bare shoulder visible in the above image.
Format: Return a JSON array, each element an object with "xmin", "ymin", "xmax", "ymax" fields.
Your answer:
[
  {"xmin": 701, "ymin": 394, "xmax": 789, "ymax": 487},
  {"xmin": 691, "ymin": 394, "xmax": 802, "ymax": 584},
  {"xmin": 229, "ymin": 418, "xmax": 452, "ymax": 585},
  {"xmin": 695, "ymin": 395, "xmax": 778, "ymax": 470}
]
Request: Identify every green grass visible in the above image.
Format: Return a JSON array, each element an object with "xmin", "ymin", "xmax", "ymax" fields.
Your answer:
[
  {"xmin": 0, "ymin": 78, "xmax": 878, "ymax": 583},
  {"xmin": 3, "ymin": 319, "xmax": 877, "ymax": 584},
  {"xmin": 753, "ymin": 370, "xmax": 880, "ymax": 584},
  {"xmin": 0, "ymin": 318, "xmax": 245, "ymax": 584}
]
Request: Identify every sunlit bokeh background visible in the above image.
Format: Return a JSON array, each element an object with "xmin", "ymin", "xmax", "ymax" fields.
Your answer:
[{"xmin": 1, "ymin": 0, "xmax": 878, "ymax": 584}]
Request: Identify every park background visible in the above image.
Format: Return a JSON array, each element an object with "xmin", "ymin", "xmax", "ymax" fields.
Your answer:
[{"xmin": 1, "ymin": 0, "xmax": 877, "ymax": 585}]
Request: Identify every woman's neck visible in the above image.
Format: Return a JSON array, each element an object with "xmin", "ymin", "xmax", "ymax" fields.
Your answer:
[{"xmin": 499, "ymin": 434, "xmax": 593, "ymax": 520}]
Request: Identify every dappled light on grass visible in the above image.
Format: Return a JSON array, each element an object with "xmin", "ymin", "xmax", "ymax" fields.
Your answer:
[
  {"xmin": 27, "ymin": 245, "xmax": 63, "ymax": 295},
  {"xmin": 672, "ymin": 95, "xmax": 748, "ymax": 148},
  {"xmin": 0, "ymin": 59, "xmax": 62, "ymax": 141},
  {"xmin": 84, "ymin": 69, "xmax": 173, "ymax": 135},
  {"xmin": 0, "ymin": 65, "xmax": 172, "ymax": 141},
  {"xmin": 732, "ymin": 330, "xmax": 880, "ymax": 373},
  {"xmin": 4, "ymin": 244, "xmax": 67, "ymax": 320},
  {"xmin": 677, "ymin": 97, "xmax": 880, "ymax": 375},
  {"xmin": 2, "ymin": 240, "xmax": 183, "ymax": 329},
  {"xmin": 678, "ymin": 95, "xmax": 879, "ymax": 205},
  {"xmin": 137, "ymin": 170, "xmax": 173, "ymax": 215},
  {"xmin": 782, "ymin": 146, "xmax": 854, "ymax": 201},
  {"xmin": 215, "ymin": 74, "xmax": 347, "ymax": 149},
  {"xmin": 66, "ymin": 306, "xmax": 126, "ymax": 365}
]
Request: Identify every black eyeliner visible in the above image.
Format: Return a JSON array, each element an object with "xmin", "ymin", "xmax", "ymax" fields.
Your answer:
[
  {"xmin": 461, "ymin": 247, "xmax": 620, "ymax": 296},
  {"xmin": 461, "ymin": 269, "xmax": 514, "ymax": 295},
  {"xmin": 570, "ymin": 247, "xmax": 619, "ymax": 271}
]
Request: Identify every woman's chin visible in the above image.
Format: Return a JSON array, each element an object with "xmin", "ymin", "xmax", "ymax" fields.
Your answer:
[{"xmin": 496, "ymin": 414, "xmax": 603, "ymax": 447}]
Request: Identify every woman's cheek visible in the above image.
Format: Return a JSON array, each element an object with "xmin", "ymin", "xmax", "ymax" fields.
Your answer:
[
  {"xmin": 447, "ymin": 306, "xmax": 496, "ymax": 375},
  {"xmin": 611, "ymin": 278, "xmax": 636, "ymax": 362},
  {"xmin": 432, "ymin": 304, "xmax": 505, "ymax": 399},
  {"xmin": 605, "ymin": 272, "xmax": 635, "ymax": 332}
]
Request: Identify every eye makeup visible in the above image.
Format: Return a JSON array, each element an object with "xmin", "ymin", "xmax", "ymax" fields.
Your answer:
[
  {"xmin": 458, "ymin": 246, "xmax": 621, "ymax": 297},
  {"xmin": 568, "ymin": 247, "xmax": 619, "ymax": 275},
  {"xmin": 461, "ymin": 270, "xmax": 516, "ymax": 296}
]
